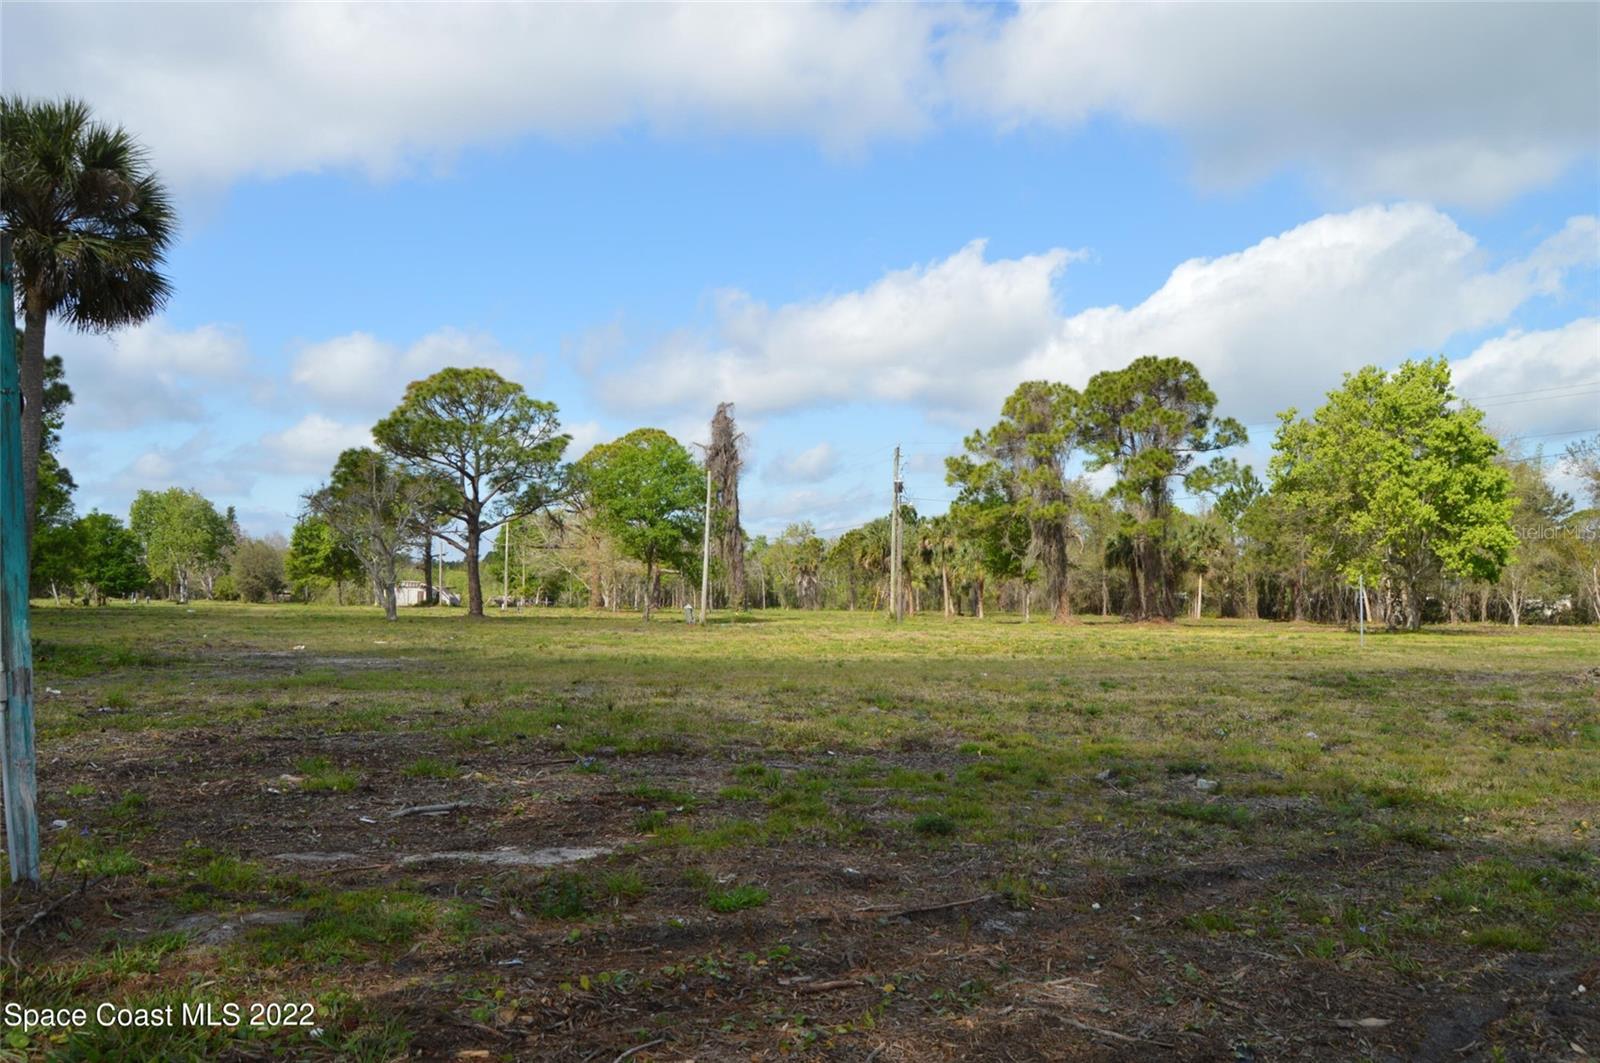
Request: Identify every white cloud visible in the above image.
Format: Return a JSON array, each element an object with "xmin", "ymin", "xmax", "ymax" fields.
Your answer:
[
  {"xmin": 1025, "ymin": 208, "xmax": 1597, "ymax": 425},
  {"xmin": 4, "ymin": 4, "xmax": 1591, "ymax": 205},
  {"xmin": 98, "ymin": 430, "xmax": 255, "ymax": 505},
  {"xmin": 288, "ymin": 327, "xmax": 526, "ymax": 413},
  {"xmin": 0, "ymin": 3, "xmax": 939, "ymax": 189},
  {"xmin": 253, "ymin": 414, "xmax": 374, "ymax": 476},
  {"xmin": 591, "ymin": 206, "xmax": 1598, "ymax": 430},
  {"xmin": 598, "ymin": 240, "xmax": 1074, "ymax": 418},
  {"xmin": 1451, "ymin": 319, "xmax": 1600, "ymax": 439},
  {"xmin": 767, "ymin": 442, "xmax": 840, "ymax": 485},
  {"xmin": 944, "ymin": 3, "xmax": 1599, "ymax": 207},
  {"xmin": 562, "ymin": 420, "xmax": 608, "ymax": 462},
  {"xmin": 51, "ymin": 318, "xmax": 249, "ymax": 429}
]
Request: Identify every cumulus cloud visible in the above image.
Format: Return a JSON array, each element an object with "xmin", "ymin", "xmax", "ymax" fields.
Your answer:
[
  {"xmin": 597, "ymin": 240, "xmax": 1074, "ymax": 418},
  {"xmin": 251, "ymin": 414, "xmax": 375, "ymax": 476},
  {"xmin": 0, "ymin": 3, "xmax": 939, "ymax": 189},
  {"xmin": 50, "ymin": 319, "xmax": 250, "ymax": 429},
  {"xmin": 1451, "ymin": 319, "xmax": 1600, "ymax": 439},
  {"xmin": 767, "ymin": 442, "xmax": 841, "ymax": 485},
  {"xmin": 1024, "ymin": 209, "xmax": 1597, "ymax": 425},
  {"xmin": 4, "ymin": 4, "xmax": 1592, "ymax": 204},
  {"xmin": 944, "ymin": 3, "xmax": 1599, "ymax": 207},
  {"xmin": 288, "ymin": 327, "xmax": 527, "ymax": 413},
  {"xmin": 98, "ymin": 430, "xmax": 255, "ymax": 505},
  {"xmin": 591, "ymin": 206, "xmax": 1597, "ymax": 430}
]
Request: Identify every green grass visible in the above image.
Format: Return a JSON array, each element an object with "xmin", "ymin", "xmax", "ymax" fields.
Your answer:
[
  {"xmin": 10, "ymin": 601, "xmax": 1600, "ymax": 1055},
  {"xmin": 401, "ymin": 755, "xmax": 459, "ymax": 779},
  {"xmin": 705, "ymin": 883, "xmax": 770, "ymax": 912},
  {"xmin": 294, "ymin": 755, "xmax": 361, "ymax": 793}
]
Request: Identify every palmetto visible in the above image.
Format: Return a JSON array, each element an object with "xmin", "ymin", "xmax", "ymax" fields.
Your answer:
[{"xmin": 1, "ymin": 96, "xmax": 175, "ymax": 539}]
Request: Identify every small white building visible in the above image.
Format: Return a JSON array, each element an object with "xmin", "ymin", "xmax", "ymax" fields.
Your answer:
[{"xmin": 396, "ymin": 580, "xmax": 459, "ymax": 607}]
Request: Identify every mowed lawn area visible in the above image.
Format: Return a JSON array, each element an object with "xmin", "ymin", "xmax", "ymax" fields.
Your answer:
[{"xmin": 2, "ymin": 605, "xmax": 1597, "ymax": 1061}]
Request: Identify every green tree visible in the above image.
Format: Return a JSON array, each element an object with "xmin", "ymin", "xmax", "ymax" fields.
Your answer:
[
  {"xmin": 128, "ymin": 488, "xmax": 233, "ymax": 602},
  {"xmin": 307, "ymin": 448, "xmax": 434, "ymax": 620},
  {"xmin": 576, "ymin": 428, "xmax": 703, "ymax": 619},
  {"xmin": 1269, "ymin": 358, "xmax": 1514, "ymax": 630},
  {"xmin": 2, "ymin": 96, "xmax": 175, "ymax": 540},
  {"xmin": 285, "ymin": 515, "xmax": 362, "ymax": 603},
  {"xmin": 373, "ymin": 367, "xmax": 568, "ymax": 617},
  {"xmin": 30, "ymin": 519, "xmax": 82, "ymax": 604},
  {"xmin": 75, "ymin": 511, "xmax": 147, "ymax": 604},
  {"xmin": 1080, "ymin": 356, "xmax": 1246, "ymax": 620},
  {"xmin": 1497, "ymin": 455, "xmax": 1573, "ymax": 626},
  {"xmin": 949, "ymin": 380, "xmax": 1080, "ymax": 620},
  {"xmin": 231, "ymin": 536, "xmax": 287, "ymax": 603},
  {"xmin": 34, "ymin": 350, "xmax": 77, "ymax": 531}
]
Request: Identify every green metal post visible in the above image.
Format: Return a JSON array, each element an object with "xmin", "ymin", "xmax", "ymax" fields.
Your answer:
[{"xmin": 1, "ymin": 231, "xmax": 41, "ymax": 884}]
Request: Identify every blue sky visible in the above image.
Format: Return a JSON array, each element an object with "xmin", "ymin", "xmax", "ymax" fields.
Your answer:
[{"xmin": 4, "ymin": 2, "xmax": 1597, "ymax": 543}]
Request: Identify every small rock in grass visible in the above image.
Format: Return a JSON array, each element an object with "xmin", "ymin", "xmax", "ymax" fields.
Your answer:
[{"xmin": 1195, "ymin": 778, "xmax": 1219, "ymax": 792}]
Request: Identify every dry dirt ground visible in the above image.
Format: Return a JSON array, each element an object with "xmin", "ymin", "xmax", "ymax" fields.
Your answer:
[{"xmin": 1, "ymin": 605, "xmax": 1596, "ymax": 1062}]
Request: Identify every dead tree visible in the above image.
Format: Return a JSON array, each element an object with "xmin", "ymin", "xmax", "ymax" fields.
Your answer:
[{"xmin": 708, "ymin": 403, "xmax": 747, "ymax": 607}]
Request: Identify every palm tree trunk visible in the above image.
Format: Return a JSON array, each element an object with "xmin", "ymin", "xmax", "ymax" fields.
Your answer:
[{"xmin": 20, "ymin": 298, "xmax": 48, "ymax": 546}]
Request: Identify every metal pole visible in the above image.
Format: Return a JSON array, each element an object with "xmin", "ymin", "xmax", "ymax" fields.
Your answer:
[
  {"xmin": 1358, "ymin": 572, "xmax": 1366, "ymax": 648},
  {"xmin": 700, "ymin": 467, "xmax": 712, "ymax": 624},
  {"xmin": 1, "ymin": 232, "xmax": 41, "ymax": 884}
]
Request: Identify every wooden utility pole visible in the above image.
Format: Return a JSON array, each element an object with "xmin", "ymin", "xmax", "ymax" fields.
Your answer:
[
  {"xmin": 891, "ymin": 446, "xmax": 903, "ymax": 622},
  {"xmin": 1, "ymin": 233, "xmax": 40, "ymax": 884},
  {"xmin": 700, "ymin": 466, "xmax": 712, "ymax": 624}
]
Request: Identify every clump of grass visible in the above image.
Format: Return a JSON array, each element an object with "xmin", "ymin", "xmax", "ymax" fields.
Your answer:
[
  {"xmin": 911, "ymin": 812, "xmax": 956, "ymax": 836},
  {"xmin": 402, "ymin": 756, "xmax": 459, "ymax": 779},
  {"xmin": 251, "ymin": 888, "xmax": 436, "ymax": 966},
  {"xmin": 706, "ymin": 884, "xmax": 769, "ymax": 913},
  {"xmin": 1158, "ymin": 800, "xmax": 1254, "ymax": 829},
  {"xmin": 296, "ymin": 756, "xmax": 360, "ymax": 793},
  {"xmin": 1423, "ymin": 854, "xmax": 1599, "ymax": 952},
  {"xmin": 633, "ymin": 810, "xmax": 670, "ymax": 834}
]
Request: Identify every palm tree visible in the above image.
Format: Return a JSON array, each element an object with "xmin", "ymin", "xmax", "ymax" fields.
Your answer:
[{"xmin": 2, "ymin": 96, "xmax": 175, "ymax": 540}]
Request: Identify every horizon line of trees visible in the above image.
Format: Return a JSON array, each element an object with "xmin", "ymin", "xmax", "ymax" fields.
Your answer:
[{"xmin": 29, "ymin": 356, "xmax": 1600, "ymax": 631}]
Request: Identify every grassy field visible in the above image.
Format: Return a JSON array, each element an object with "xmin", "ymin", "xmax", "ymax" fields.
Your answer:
[{"xmin": 1, "ymin": 604, "xmax": 1596, "ymax": 1061}]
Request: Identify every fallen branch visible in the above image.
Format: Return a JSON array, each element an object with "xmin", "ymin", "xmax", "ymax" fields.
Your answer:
[
  {"xmin": 856, "ymin": 893, "xmax": 998, "ymax": 918},
  {"xmin": 612, "ymin": 1038, "xmax": 666, "ymax": 1062},
  {"xmin": 1063, "ymin": 1017, "xmax": 1174, "ymax": 1048},
  {"xmin": 391, "ymin": 802, "xmax": 475, "ymax": 819},
  {"xmin": 7, "ymin": 874, "xmax": 104, "ymax": 962},
  {"xmin": 796, "ymin": 978, "xmax": 867, "ymax": 994}
]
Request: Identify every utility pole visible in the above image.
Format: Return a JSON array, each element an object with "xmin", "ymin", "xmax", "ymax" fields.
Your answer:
[
  {"xmin": 700, "ymin": 466, "xmax": 712, "ymax": 624},
  {"xmin": 891, "ymin": 446, "xmax": 903, "ymax": 623},
  {"xmin": 501, "ymin": 520, "xmax": 511, "ymax": 611},
  {"xmin": 0, "ymin": 233, "xmax": 40, "ymax": 884}
]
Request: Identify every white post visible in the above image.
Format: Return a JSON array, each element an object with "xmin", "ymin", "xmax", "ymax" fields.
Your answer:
[
  {"xmin": 700, "ymin": 467, "xmax": 712, "ymax": 625},
  {"xmin": 1358, "ymin": 572, "xmax": 1366, "ymax": 648},
  {"xmin": 501, "ymin": 521, "xmax": 509, "ymax": 611}
]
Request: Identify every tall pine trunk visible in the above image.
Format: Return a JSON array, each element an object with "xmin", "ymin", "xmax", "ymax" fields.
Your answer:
[{"xmin": 464, "ymin": 513, "xmax": 484, "ymax": 616}]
